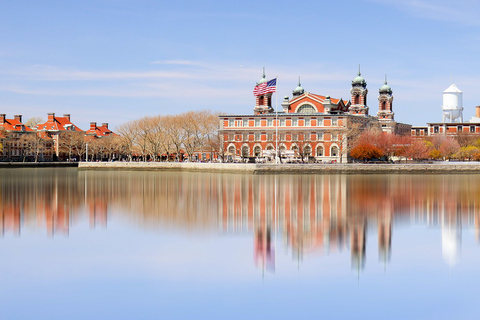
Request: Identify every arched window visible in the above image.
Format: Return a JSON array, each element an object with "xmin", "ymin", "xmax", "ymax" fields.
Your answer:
[
  {"xmin": 316, "ymin": 146, "xmax": 324, "ymax": 157},
  {"xmin": 297, "ymin": 104, "xmax": 317, "ymax": 114},
  {"xmin": 228, "ymin": 146, "xmax": 235, "ymax": 154},
  {"xmin": 304, "ymin": 145, "xmax": 311, "ymax": 157},
  {"xmin": 254, "ymin": 146, "xmax": 262, "ymax": 157},
  {"xmin": 331, "ymin": 146, "xmax": 339, "ymax": 157},
  {"xmin": 241, "ymin": 146, "xmax": 249, "ymax": 158}
]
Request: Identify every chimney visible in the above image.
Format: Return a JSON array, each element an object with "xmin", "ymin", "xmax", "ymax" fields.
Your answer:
[
  {"xmin": 48, "ymin": 113, "xmax": 55, "ymax": 122},
  {"xmin": 476, "ymin": 106, "xmax": 480, "ymax": 118},
  {"xmin": 102, "ymin": 123, "xmax": 108, "ymax": 129},
  {"xmin": 0, "ymin": 114, "xmax": 5, "ymax": 124},
  {"xmin": 14, "ymin": 115, "xmax": 22, "ymax": 123},
  {"xmin": 90, "ymin": 122, "xmax": 97, "ymax": 130},
  {"xmin": 63, "ymin": 114, "xmax": 70, "ymax": 121}
]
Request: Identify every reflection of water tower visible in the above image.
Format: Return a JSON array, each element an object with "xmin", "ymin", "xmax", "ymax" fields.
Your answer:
[{"xmin": 442, "ymin": 84, "xmax": 464, "ymax": 123}]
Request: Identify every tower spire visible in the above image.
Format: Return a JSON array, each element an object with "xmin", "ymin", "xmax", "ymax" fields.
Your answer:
[
  {"xmin": 262, "ymin": 67, "xmax": 266, "ymax": 79},
  {"xmin": 385, "ymin": 74, "xmax": 387, "ymax": 85},
  {"xmin": 358, "ymin": 64, "xmax": 361, "ymax": 76}
]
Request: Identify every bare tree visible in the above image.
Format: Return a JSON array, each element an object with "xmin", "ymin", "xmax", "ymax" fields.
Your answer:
[
  {"xmin": 116, "ymin": 121, "xmax": 139, "ymax": 161},
  {"xmin": 58, "ymin": 131, "xmax": 85, "ymax": 161},
  {"xmin": 25, "ymin": 117, "xmax": 45, "ymax": 129},
  {"xmin": 23, "ymin": 133, "xmax": 47, "ymax": 162}
]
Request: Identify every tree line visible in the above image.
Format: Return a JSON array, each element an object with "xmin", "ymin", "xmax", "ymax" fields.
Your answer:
[
  {"xmin": 115, "ymin": 110, "xmax": 221, "ymax": 161},
  {"xmin": 349, "ymin": 126, "xmax": 480, "ymax": 162}
]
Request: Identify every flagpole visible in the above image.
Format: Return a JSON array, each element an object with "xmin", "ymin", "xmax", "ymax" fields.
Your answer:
[{"xmin": 275, "ymin": 75, "xmax": 279, "ymax": 164}]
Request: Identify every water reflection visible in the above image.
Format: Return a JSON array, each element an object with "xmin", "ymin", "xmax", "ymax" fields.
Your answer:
[{"xmin": 1, "ymin": 169, "xmax": 479, "ymax": 271}]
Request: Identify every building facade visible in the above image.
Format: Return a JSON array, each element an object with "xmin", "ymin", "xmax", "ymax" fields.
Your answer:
[{"xmin": 220, "ymin": 71, "xmax": 411, "ymax": 163}]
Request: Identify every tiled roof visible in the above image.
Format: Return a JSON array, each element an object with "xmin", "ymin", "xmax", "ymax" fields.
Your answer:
[
  {"xmin": 36, "ymin": 116, "xmax": 83, "ymax": 131},
  {"xmin": 86, "ymin": 124, "xmax": 117, "ymax": 137},
  {"xmin": 0, "ymin": 118, "xmax": 34, "ymax": 132}
]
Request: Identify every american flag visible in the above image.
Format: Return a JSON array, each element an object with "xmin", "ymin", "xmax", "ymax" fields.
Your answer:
[{"xmin": 253, "ymin": 78, "xmax": 277, "ymax": 96}]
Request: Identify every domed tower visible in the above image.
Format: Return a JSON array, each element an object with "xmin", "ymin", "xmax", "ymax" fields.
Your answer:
[
  {"xmin": 349, "ymin": 66, "xmax": 369, "ymax": 116},
  {"xmin": 377, "ymin": 75, "xmax": 395, "ymax": 132},
  {"xmin": 442, "ymin": 84, "xmax": 464, "ymax": 123},
  {"xmin": 292, "ymin": 77, "xmax": 304, "ymax": 97},
  {"xmin": 254, "ymin": 68, "xmax": 274, "ymax": 115}
]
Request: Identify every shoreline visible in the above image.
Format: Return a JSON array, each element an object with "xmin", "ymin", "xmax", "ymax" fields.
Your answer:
[
  {"xmin": 77, "ymin": 162, "xmax": 480, "ymax": 174},
  {"xmin": 0, "ymin": 162, "xmax": 78, "ymax": 168}
]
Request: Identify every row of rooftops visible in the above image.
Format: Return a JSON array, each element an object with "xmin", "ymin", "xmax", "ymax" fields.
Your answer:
[{"xmin": 0, "ymin": 113, "xmax": 115, "ymax": 137}]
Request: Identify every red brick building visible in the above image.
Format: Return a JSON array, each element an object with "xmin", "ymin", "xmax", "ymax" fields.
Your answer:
[
  {"xmin": 220, "ymin": 71, "xmax": 411, "ymax": 163},
  {"xmin": 35, "ymin": 113, "xmax": 84, "ymax": 160},
  {"xmin": 0, "ymin": 114, "xmax": 54, "ymax": 161},
  {"xmin": 411, "ymin": 106, "xmax": 480, "ymax": 137}
]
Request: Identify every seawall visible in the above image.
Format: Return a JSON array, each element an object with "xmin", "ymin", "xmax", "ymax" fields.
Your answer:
[
  {"xmin": 0, "ymin": 162, "xmax": 79, "ymax": 168},
  {"xmin": 78, "ymin": 162, "xmax": 480, "ymax": 174}
]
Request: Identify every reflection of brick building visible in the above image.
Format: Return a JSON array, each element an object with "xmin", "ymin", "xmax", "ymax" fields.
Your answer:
[
  {"xmin": 220, "ymin": 71, "xmax": 411, "ymax": 163},
  {"xmin": 2, "ymin": 169, "xmax": 480, "ymax": 270}
]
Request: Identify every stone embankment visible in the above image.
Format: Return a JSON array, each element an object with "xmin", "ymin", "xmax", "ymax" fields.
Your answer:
[
  {"xmin": 0, "ymin": 162, "xmax": 78, "ymax": 168},
  {"xmin": 78, "ymin": 162, "xmax": 480, "ymax": 174}
]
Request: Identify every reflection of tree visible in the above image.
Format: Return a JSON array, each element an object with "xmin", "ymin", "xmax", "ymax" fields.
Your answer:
[{"xmin": 2, "ymin": 170, "xmax": 480, "ymax": 271}]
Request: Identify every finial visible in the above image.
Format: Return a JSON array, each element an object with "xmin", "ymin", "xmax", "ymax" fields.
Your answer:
[
  {"xmin": 358, "ymin": 64, "xmax": 361, "ymax": 76},
  {"xmin": 262, "ymin": 67, "xmax": 266, "ymax": 78},
  {"xmin": 384, "ymin": 74, "xmax": 387, "ymax": 85},
  {"xmin": 298, "ymin": 76, "xmax": 301, "ymax": 86}
]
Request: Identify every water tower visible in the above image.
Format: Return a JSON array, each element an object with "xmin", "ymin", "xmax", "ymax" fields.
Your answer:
[{"xmin": 442, "ymin": 84, "xmax": 464, "ymax": 123}]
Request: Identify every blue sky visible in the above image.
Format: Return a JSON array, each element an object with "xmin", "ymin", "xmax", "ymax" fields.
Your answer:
[{"xmin": 1, "ymin": 0, "xmax": 480, "ymax": 129}]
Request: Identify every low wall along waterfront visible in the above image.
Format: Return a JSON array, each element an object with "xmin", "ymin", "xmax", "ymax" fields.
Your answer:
[{"xmin": 78, "ymin": 162, "xmax": 480, "ymax": 174}]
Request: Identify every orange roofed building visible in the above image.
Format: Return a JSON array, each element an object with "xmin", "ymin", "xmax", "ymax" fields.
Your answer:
[
  {"xmin": 35, "ymin": 113, "xmax": 84, "ymax": 160},
  {"xmin": 85, "ymin": 122, "xmax": 116, "ymax": 139},
  {"xmin": 220, "ymin": 71, "xmax": 411, "ymax": 163},
  {"xmin": 0, "ymin": 114, "xmax": 54, "ymax": 161}
]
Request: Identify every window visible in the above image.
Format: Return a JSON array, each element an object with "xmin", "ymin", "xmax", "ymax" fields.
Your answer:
[
  {"xmin": 229, "ymin": 119, "xmax": 234, "ymax": 127},
  {"xmin": 292, "ymin": 133, "xmax": 298, "ymax": 141},
  {"xmin": 332, "ymin": 118, "xmax": 338, "ymax": 126},
  {"xmin": 243, "ymin": 133, "xmax": 248, "ymax": 141},
  {"xmin": 316, "ymin": 146, "xmax": 324, "ymax": 157},
  {"xmin": 457, "ymin": 125, "xmax": 463, "ymax": 132},
  {"xmin": 255, "ymin": 119, "xmax": 260, "ymax": 127},
  {"xmin": 332, "ymin": 133, "xmax": 338, "ymax": 141},
  {"xmin": 318, "ymin": 119, "xmax": 323, "ymax": 126},
  {"xmin": 280, "ymin": 119, "xmax": 285, "ymax": 126},
  {"xmin": 304, "ymin": 145, "xmax": 312, "ymax": 157},
  {"xmin": 305, "ymin": 133, "xmax": 311, "ymax": 141},
  {"xmin": 434, "ymin": 126, "xmax": 439, "ymax": 133},
  {"xmin": 267, "ymin": 119, "xmax": 273, "ymax": 127},
  {"xmin": 297, "ymin": 104, "xmax": 316, "ymax": 113},
  {"xmin": 254, "ymin": 146, "xmax": 261, "ymax": 157},
  {"xmin": 292, "ymin": 118, "xmax": 298, "ymax": 126},
  {"xmin": 317, "ymin": 133, "xmax": 323, "ymax": 141},
  {"xmin": 229, "ymin": 134, "xmax": 234, "ymax": 141},
  {"xmin": 267, "ymin": 133, "xmax": 273, "ymax": 141},
  {"xmin": 331, "ymin": 146, "xmax": 339, "ymax": 157},
  {"xmin": 470, "ymin": 126, "xmax": 476, "ymax": 133},
  {"xmin": 243, "ymin": 119, "xmax": 248, "ymax": 127},
  {"xmin": 280, "ymin": 133, "xmax": 285, "ymax": 141},
  {"xmin": 255, "ymin": 133, "xmax": 260, "ymax": 141}
]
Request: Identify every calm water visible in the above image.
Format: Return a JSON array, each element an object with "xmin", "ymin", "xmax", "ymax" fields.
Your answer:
[{"xmin": 1, "ymin": 168, "xmax": 479, "ymax": 319}]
